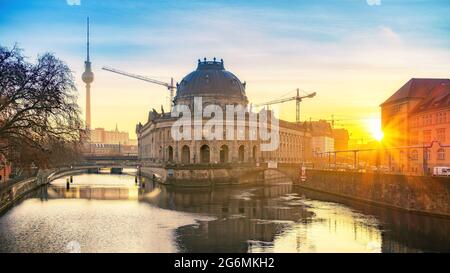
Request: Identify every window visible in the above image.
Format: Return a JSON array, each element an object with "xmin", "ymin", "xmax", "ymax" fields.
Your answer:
[
  {"xmin": 391, "ymin": 104, "xmax": 402, "ymax": 114},
  {"xmin": 438, "ymin": 148, "xmax": 445, "ymax": 160},
  {"xmin": 410, "ymin": 131, "xmax": 419, "ymax": 145},
  {"xmin": 238, "ymin": 145, "xmax": 245, "ymax": 162},
  {"xmin": 200, "ymin": 145, "xmax": 210, "ymax": 163},
  {"xmin": 168, "ymin": 146, "xmax": 174, "ymax": 162},
  {"xmin": 181, "ymin": 145, "xmax": 190, "ymax": 164},
  {"xmin": 437, "ymin": 112, "xmax": 447, "ymax": 124},
  {"xmin": 220, "ymin": 145, "xmax": 229, "ymax": 163},
  {"xmin": 410, "ymin": 150, "xmax": 418, "ymax": 161},
  {"xmin": 437, "ymin": 128, "xmax": 446, "ymax": 143},
  {"xmin": 423, "ymin": 114, "xmax": 433, "ymax": 126}
]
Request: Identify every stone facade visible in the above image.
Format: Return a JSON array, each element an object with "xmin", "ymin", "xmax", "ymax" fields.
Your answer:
[
  {"xmin": 136, "ymin": 59, "xmax": 312, "ymax": 183},
  {"xmin": 381, "ymin": 78, "xmax": 450, "ymax": 175}
]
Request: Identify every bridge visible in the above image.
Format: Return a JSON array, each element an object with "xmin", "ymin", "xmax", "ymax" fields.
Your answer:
[
  {"xmin": 79, "ymin": 154, "xmax": 303, "ymax": 183},
  {"xmin": 15, "ymin": 155, "xmax": 449, "ymax": 217},
  {"xmin": 75, "ymin": 154, "xmax": 139, "ymax": 174}
]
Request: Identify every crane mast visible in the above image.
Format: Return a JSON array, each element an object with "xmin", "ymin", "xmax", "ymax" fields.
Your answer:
[
  {"xmin": 254, "ymin": 88, "xmax": 316, "ymax": 123},
  {"xmin": 102, "ymin": 66, "xmax": 176, "ymax": 110}
]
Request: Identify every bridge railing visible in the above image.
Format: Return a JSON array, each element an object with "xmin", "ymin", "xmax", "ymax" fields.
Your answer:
[
  {"xmin": 143, "ymin": 162, "xmax": 263, "ymax": 170},
  {"xmin": 0, "ymin": 169, "xmax": 39, "ymax": 192}
]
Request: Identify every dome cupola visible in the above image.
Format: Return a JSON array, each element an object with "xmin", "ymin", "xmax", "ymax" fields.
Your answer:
[{"xmin": 174, "ymin": 58, "xmax": 248, "ymax": 106}]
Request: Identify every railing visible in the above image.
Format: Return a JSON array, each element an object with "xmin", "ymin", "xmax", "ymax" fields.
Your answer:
[
  {"xmin": 0, "ymin": 169, "xmax": 38, "ymax": 192},
  {"xmin": 139, "ymin": 161, "xmax": 262, "ymax": 170}
]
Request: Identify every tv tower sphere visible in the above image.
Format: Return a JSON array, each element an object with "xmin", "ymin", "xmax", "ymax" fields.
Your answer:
[{"xmin": 82, "ymin": 66, "xmax": 94, "ymax": 83}]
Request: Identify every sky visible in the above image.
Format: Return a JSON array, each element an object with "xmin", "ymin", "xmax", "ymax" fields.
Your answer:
[{"xmin": 1, "ymin": 0, "xmax": 449, "ymax": 141}]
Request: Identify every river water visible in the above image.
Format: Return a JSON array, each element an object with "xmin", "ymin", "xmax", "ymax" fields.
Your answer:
[{"xmin": 0, "ymin": 171, "xmax": 448, "ymax": 253}]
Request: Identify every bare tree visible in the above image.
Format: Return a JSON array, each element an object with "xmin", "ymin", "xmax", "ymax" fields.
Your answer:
[{"xmin": 0, "ymin": 45, "xmax": 83, "ymax": 170}]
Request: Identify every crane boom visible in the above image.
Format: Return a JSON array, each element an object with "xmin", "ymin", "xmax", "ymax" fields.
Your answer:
[
  {"xmin": 253, "ymin": 88, "xmax": 316, "ymax": 123},
  {"xmin": 102, "ymin": 66, "xmax": 176, "ymax": 110}
]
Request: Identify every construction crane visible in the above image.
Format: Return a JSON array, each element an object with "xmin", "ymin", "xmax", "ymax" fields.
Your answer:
[
  {"xmin": 102, "ymin": 66, "xmax": 176, "ymax": 111},
  {"xmin": 253, "ymin": 88, "xmax": 316, "ymax": 123}
]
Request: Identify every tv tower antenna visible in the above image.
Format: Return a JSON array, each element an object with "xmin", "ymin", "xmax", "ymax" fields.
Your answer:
[{"xmin": 82, "ymin": 17, "xmax": 94, "ymax": 130}]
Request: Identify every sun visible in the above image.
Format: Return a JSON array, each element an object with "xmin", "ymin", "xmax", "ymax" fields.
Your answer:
[{"xmin": 365, "ymin": 118, "xmax": 384, "ymax": 141}]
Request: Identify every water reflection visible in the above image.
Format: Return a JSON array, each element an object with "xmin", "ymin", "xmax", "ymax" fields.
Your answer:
[
  {"xmin": 295, "ymin": 188, "xmax": 450, "ymax": 252},
  {"xmin": 0, "ymin": 173, "xmax": 448, "ymax": 253},
  {"xmin": 139, "ymin": 181, "xmax": 383, "ymax": 252}
]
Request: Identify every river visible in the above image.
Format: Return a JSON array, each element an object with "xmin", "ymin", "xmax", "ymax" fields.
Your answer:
[{"xmin": 0, "ymin": 171, "xmax": 448, "ymax": 253}]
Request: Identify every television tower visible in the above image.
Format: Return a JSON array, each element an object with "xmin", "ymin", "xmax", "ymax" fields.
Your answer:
[{"xmin": 82, "ymin": 17, "xmax": 94, "ymax": 129}]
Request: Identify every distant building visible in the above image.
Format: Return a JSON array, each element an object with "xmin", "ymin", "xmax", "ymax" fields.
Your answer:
[
  {"xmin": 85, "ymin": 143, "xmax": 138, "ymax": 156},
  {"xmin": 90, "ymin": 125, "xmax": 137, "ymax": 146},
  {"xmin": 381, "ymin": 78, "xmax": 450, "ymax": 175},
  {"xmin": 332, "ymin": 128, "xmax": 349, "ymax": 151},
  {"xmin": 261, "ymin": 119, "xmax": 312, "ymax": 164},
  {"xmin": 310, "ymin": 120, "xmax": 335, "ymax": 156},
  {"xmin": 82, "ymin": 125, "xmax": 138, "ymax": 156}
]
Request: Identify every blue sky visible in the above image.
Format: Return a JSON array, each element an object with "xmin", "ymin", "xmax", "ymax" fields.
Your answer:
[{"xmin": 1, "ymin": 0, "xmax": 449, "ymax": 139}]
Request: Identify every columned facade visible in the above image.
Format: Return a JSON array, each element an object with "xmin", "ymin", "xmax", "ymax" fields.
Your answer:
[{"xmin": 136, "ymin": 58, "xmax": 312, "ymax": 181}]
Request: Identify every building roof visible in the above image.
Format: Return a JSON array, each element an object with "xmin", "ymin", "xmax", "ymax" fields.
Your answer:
[
  {"xmin": 380, "ymin": 78, "xmax": 450, "ymax": 106},
  {"xmin": 174, "ymin": 58, "xmax": 247, "ymax": 103},
  {"xmin": 411, "ymin": 80, "xmax": 450, "ymax": 114},
  {"xmin": 310, "ymin": 120, "xmax": 333, "ymax": 137}
]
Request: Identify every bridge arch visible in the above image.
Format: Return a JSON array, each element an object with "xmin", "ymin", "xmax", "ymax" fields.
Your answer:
[{"xmin": 235, "ymin": 164, "xmax": 301, "ymax": 184}]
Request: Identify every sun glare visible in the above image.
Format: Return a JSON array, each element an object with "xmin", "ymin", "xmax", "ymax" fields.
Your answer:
[{"xmin": 365, "ymin": 118, "xmax": 384, "ymax": 141}]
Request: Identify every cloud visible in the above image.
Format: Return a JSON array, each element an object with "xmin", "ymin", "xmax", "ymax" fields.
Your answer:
[
  {"xmin": 366, "ymin": 0, "xmax": 381, "ymax": 6},
  {"xmin": 66, "ymin": 0, "xmax": 81, "ymax": 6}
]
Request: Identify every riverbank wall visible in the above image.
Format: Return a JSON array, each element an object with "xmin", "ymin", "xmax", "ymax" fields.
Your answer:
[
  {"xmin": 298, "ymin": 170, "xmax": 450, "ymax": 218},
  {"xmin": 138, "ymin": 163, "xmax": 265, "ymax": 187},
  {"xmin": 0, "ymin": 168, "xmax": 85, "ymax": 214}
]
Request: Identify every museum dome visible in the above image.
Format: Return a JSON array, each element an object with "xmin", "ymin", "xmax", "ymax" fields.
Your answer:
[{"xmin": 174, "ymin": 58, "xmax": 248, "ymax": 105}]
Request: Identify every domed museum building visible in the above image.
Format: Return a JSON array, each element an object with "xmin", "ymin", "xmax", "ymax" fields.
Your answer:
[{"xmin": 136, "ymin": 58, "xmax": 312, "ymax": 185}]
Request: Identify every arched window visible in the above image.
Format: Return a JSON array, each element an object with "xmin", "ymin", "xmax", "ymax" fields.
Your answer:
[
  {"xmin": 220, "ymin": 145, "xmax": 229, "ymax": 163},
  {"xmin": 238, "ymin": 145, "xmax": 245, "ymax": 162},
  {"xmin": 200, "ymin": 145, "xmax": 210, "ymax": 163},
  {"xmin": 182, "ymin": 145, "xmax": 190, "ymax": 164},
  {"xmin": 438, "ymin": 148, "xmax": 445, "ymax": 160},
  {"xmin": 168, "ymin": 146, "xmax": 174, "ymax": 162}
]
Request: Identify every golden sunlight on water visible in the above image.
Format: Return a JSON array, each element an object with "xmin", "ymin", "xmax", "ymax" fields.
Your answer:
[
  {"xmin": 255, "ymin": 202, "xmax": 382, "ymax": 253},
  {"xmin": 0, "ymin": 173, "xmax": 448, "ymax": 253}
]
